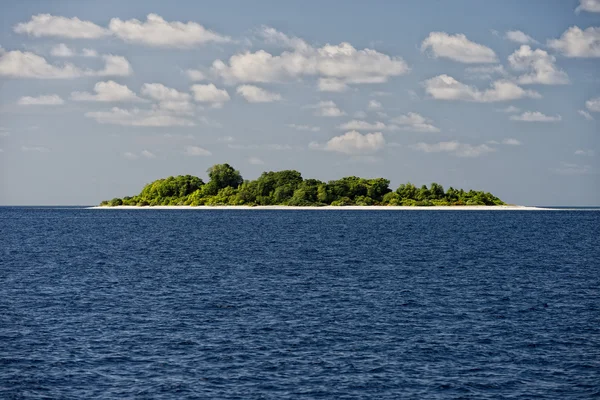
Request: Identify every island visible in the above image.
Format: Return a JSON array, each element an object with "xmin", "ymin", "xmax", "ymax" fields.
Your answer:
[{"xmin": 99, "ymin": 163, "xmax": 506, "ymax": 207}]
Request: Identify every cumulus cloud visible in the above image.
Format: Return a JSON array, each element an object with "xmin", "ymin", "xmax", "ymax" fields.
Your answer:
[
  {"xmin": 141, "ymin": 83, "xmax": 190, "ymax": 102},
  {"xmin": 367, "ymin": 100, "xmax": 382, "ymax": 110},
  {"xmin": 85, "ymin": 107, "xmax": 196, "ymax": 127},
  {"xmin": 508, "ymin": 45, "xmax": 569, "ymax": 85},
  {"xmin": 391, "ymin": 113, "xmax": 440, "ymax": 133},
  {"xmin": 412, "ymin": 141, "xmax": 495, "ymax": 157},
  {"xmin": 17, "ymin": 94, "xmax": 64, "ymax": 105},
  {"xmin": 586, "ymin": 97, "xmax": 600, "ymax": 112},
  {"xmin": 287, "ymin": 124, "xmax": 320, "ymax": 132},
  {"xmin": 82, "ymin": 48, "xmax": 99, "ymax": 58},
  {"xmin": 184, "ymin": 145, "xmax": 212, "ymax": 156},
  {"xmin": 421, "ymin": 32, "xmax": 497, "ymax": 63},
  {"xmin": 548, "ymin": 26, "xmax": 600, "ymax": 58},
  {"xmin": 576, "ymin": 0, "xmax": 600, "ymax": 13},
  {"xmin": 14, "ymin": 14, "xmax": 109, "ymax": 38},
  {"xmin": 312, "ymin": 131, "xmax": 385, "ymax": 154},
  {"xmin": 211, "ymin": 27, "xmax": 409, "ymax": 88},
  {"xmin": 310, "ymin": 100, "xmax": 346, "ymax": 117},
  {"xmin": 505, "ymin": 30, "xmax": 537, "ymax": 44},
  {"xmin": 465, "ymin": 65, "xmax": 507, "ymax": 80},
  {"xmin": 0, "ymin": 50, "xmax": 132, "ymax": 79},
  {"xmin": 510, "ymin": 111, "xmax": 562, "ymax": 122},
  {"xmin": 50, "ymin": 43, "xmax": 75, "ymax": 57},
  {"xmin": 190, "ymin": 84, "xmax": 230, "ymax": 107},
  {"xmin": 424, "ymin": 74, "xmax": 540, "ymax": 102},
  {"xmin": 578, "ymin": 110, "xmax": 594, "ymax": 120},
  {"xmin": 71, "ymin": 81, "xmax": 143, "ymax": 102},
  {"xmin": 186, "ymin": 69, "xmax": 206, "ymax": 81},
  {"xmin": 236, "ymin": 85, "xmax": 282, "ymax": 103},
  {"xmin": 337, "ymin": 120, "xmax": 388, "ymax": 131},
  {"xmin": 108, "ymin": 14, "xmax": 231, "ymax": 48}
]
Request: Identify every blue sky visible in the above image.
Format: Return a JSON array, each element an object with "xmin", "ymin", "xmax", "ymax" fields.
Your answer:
[{"xmin": 0, "ymin": 0, "xmax": 598, "ymax": 205}]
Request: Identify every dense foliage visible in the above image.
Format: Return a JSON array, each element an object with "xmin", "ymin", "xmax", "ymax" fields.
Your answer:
[{"xmin": 100, "ymin": 163, "xmax": 505, "ymax": 207}]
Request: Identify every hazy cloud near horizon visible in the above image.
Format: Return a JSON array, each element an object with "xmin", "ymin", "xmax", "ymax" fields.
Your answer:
[{"xmin": 0, "ymin": 0, "xmax": 598, "ymax": 206}]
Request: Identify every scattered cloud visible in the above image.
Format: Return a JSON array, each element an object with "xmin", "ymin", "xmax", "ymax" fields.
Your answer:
[
  {"xmin": 71, "ymin": 80, "xmax": 144, "ymax": 102},
  {"xmin": 14, "ymin": 14, "xmax": 109, "ymax": 39},
  {"xmin": 0, "ymin": 50, "xmax": 132, "ymax": 78},
  {"xmin": 508, "ymin": 45, "xmax": 569, "ymax": 85},
  {"xmin": 141, "ymin": 150, "xmax": 156, "ymax": 158},
  {"xmin": 510, "ymin": 111, "xmax": 562, "ymax": 122},
  {"xmin": 82, "ymin": 48, "xmax": 98, "ymax": 58},
  {"xmin": 141, "ymin": 83, "xmax": 190, "ymax": 101},
  {"xmin": 123, "ymin": 152, "xmax": 138, "ymax": 160},
  {"xmin": 236, "ymin": 85, "xmax": 282, "ymax": 102},
  {"xmin": 184, "ymin": 145, "xmax": 212, "ymax": 156},
  {"xmin": 424, "ymin": 74, "xmax": 540, "ymax": 102},
  {"xmin": 85, "ymin": 107, "xmax": 196, "ymax": 127},
  {"xmin": 421, "ymin": 32, "xmax": 497, "ymax": 63},
  {"xmin": 411, "ymin": 141, "xmax": 495, "ymax": 157},
  {"xmin": 211, "ymin": 27, "xmax": 409, "ymax": 88},
  {"xmin": 586, "ymin": 97, "xmax": 600, "ymax": 112},
  {"xmin": 108, "ymin": 14, "xmax": 231, "ymax": 48},
  {"xmin": 186, "ymin": 69, "xmax": 206, "ymax": 81},
  {"xmin": 552, "ymin": 162, "xmax": 592, "ymax": 175},
  {"xmin": 391, "ymin": 112, "xmax": 440, "ymax": 132},
  {"xmin": 311, "ymin": 100, "xmax": 346, "ymax": 117},
  {"xmin": 502, "ymin": 138, "xmax": 522, "ymax": 146},
  {"xmin": 318, "ymin": 78, "xmax": 349, "ymax": 92},
  {"xmin": 17, "ymin": 94, "xmax": 64, "ymax": 105},
  {"xmin": 248, "ymin": 157, "xmax": 265, "ymax": 165},
  {"xmin": 50, "ymin": 43, "xmax": 75, "ymax": 57},
  {"xmin": 21, "ymin": 145, "xmax": 50, "ymax": 153},
  {"xmin": 497, "ymin": 105, "xmax": 521, "ymax": 113},
  {"xmin": 575, "ymin": 149, "xmax": 595, "ymax": 156},
  {"xmin": 124, "ymin": 150, "xmax": 156, "ymax": 160},
  {"xmin": 548, "ymin": 26, "xmax": 600, "ymax": 58},
  {"xmin": 505, "ymin": 30, "xmax": 537, "ymax": 44},
  {"xmin": 579, "ymin": 110, "xmax": 594, "ymax": 120},
  {"xmin": 367, "ymin": 100, "xmax": 382, "ymax": 110},
  {"xmin": 311, "ymin": 131, "xmax": 385, "ymax": 154},
  {"xmin": 465, "ymin": 65, "xmax": 507, "ymax": 80},
  {"xmin": 337, "ymin": 120, "xmax": 388, "ymax": 131},
  {"xmin": 576, "ymin": 0, "xmax": 600, "ymax": 13},
  {"xmin": 287, "ymin": 124, "xmax": 320, "ymax": 132},
  {"xmin": 190, "ymin": 84, "xmax": 230, "ymax": 107}
]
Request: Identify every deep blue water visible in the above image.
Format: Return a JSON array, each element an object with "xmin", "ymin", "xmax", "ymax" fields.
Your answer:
[{"xmin": 1, "ymin": 208, "xmax": 599, "ymax": 399}]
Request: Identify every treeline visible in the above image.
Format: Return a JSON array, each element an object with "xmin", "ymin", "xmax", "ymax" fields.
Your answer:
[{"xmin": 100, "ymin": 163, "xmax": 505, "ymax": 207}]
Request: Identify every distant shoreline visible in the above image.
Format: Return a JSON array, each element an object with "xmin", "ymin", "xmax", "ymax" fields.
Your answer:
[{"xmin": 89, "ymin": 205, "xmax": 553, "ymax": 210}]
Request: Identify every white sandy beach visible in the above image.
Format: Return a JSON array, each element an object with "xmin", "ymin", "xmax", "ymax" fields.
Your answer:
[{"xmin": 89, "ymin": 205, "xmax": 554, "ymax": 210}]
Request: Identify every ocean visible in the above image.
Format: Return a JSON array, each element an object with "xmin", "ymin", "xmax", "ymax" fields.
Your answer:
[{"xmin": 1, "ymin": 207, "xmax": 599, "ymax": 399}]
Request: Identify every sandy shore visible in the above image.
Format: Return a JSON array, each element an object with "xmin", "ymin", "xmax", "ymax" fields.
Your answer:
[{"xmin": 89, "ymin": 205, "xmax": 554, "ymax": 210}]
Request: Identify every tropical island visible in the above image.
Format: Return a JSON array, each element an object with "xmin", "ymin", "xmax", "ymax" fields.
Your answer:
[{"xmin": 99, "ymin": 163, "xmax": 506, "ymax": 207}]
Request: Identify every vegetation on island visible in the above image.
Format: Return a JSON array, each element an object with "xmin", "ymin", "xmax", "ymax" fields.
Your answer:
[{"xmin": 100, "ymin": 163, "xmax": 505, "ymax": 207}]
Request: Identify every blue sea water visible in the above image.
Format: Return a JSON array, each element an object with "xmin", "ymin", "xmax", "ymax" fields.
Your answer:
[{"xmin": 1, "ymin": 207, "xmax": 599, "ymax": 399}]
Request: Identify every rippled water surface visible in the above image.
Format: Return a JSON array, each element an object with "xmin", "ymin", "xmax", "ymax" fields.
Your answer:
[{"xmin": 1, "ymin": 208, "xmax": 599, "ymax": 399}]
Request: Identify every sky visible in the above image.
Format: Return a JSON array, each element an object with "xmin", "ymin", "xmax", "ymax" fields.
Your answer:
[{"xmin": 0, "ymin": 0, "xmax": 598, "ymax": 206}]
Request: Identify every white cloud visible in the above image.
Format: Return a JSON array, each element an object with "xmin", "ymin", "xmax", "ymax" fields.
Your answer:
[
  {"xmin": 108, "ymin": 14, "xmax": 231, "ymax": 48},
  {"xmin": 141, "ymin": 83, "xmax": 190, "ymax": 102},
  {"xmin": 190, "ymin": 84, "xmax": 230, "ymax": 107},
  {"xmin": 312, "ymin": 131, "xmax": 385, "ymax": 154},
  {"xmin": 186, "ymin": 69, "xmax": 206, "ymax": 81},
  {"xmin": 311, "ymin": 100, "xmax": 346, "ymax": 117},
  {"xmin": 586, "ymin": 97, "xmax": 600, "ymax": 112},
  {"xmin": 497, "ymin": 105, "xmax": 521, "ymax": 113},
  {"xmin": 367, "ymin": 100, "xmax": 382, "ymax": 110},
  {"xmin": 576, "ymin": 0, "xmax": 600, "ymax": 13},
  {"xmin": 248, "ymin": 157, "xmax": 265, "ymax": 165},
  {"xmin": 211, "ymin": 27, "xmax": 409, "ymax": 87},
  {"xmin": 510, "ymin": 111, "xmax": 562, "ymax": 122},
  {"xmin": 184, "ymin": 145, "xmax": 212, "ymax": 156},
  {"xmin": 412, "ymin": 141, "xmax": 495, "ymax": 157},
  {"xmin": 337, "ymin": 120, "xmax": 388, "ymax": 131},
  {"xmin": 548, "ymin": 26, "xmax": 600, "ymax": 58},
  {"xmin": 14, "ymin": 14, "xmax": 109, "ymax": 39},
  {"xmin": 71, "ymin": 80, "xmax": 143, "ymax": 102},
  {"xmin": 21, "ymin": 145, "xmax": 50, "ymax": 153},
  {"xmin": 123, "ymin": 152, "xmax": 138, "ymax": 160},
  {"xmin": 502, "ymin": 138, "xmax": 522, "ymax": 146},
  {"xmin": 421, "ymin": 32, "xmax": 497, "ymax": 63},
  {"xmin": 141, "ymin": 150, "xmax": 156, "ymax": 158},
  {"xmin": 508, "ymin": 45, "xmax": 569, "ymax": 85},
  {"xmin": 287, "ymin": 124, "xmax": 320, "ymax": 132},
  {"xmin": 391, "ymin": 113, "xmax": 440, "ymax": 133},
  {"xmin": 465, "ymin": 65, "xmax": 507, "ymax": 80},
  {"xmin": 50, "ymin": 43, "xmax": 75, "ymax": 57},
  {"xmin": 17, "ymin": 94, "xmax": 64, "ymax": 105},
  {"xmin": 318, "ymin": 78, "xmax": 349, "ymax": 92},
  {"xmin": 578, "ymin": 110, "xmax": 594, "ymax": 120},
  {"xmin": 124, "ymin": 150, "xmax": 156, "ymax": 160},
  {"xmin": 424, "ymin": 74, "xmax": 540, "ymax": 102},
  {"xmin": 82, "ymin": 48, "xmax": 98, "ymax": 58},
  {"xmin": 85, "ymin": 107, "xmax": 196, "ymax": 127},
  {"xmin": 0, "ymin": 50, "xmax": 132, "ymax": 79},
  {"xmin": 505, "ymin": 30, "xmax": 537, "ymax": 44},
  {"xmin": 575, "ymin": 149, "xmax": 595, "ymax": 156},
  {"xmin": 236, "ymin": 85, "xmax": 282, "ymax": 103}
]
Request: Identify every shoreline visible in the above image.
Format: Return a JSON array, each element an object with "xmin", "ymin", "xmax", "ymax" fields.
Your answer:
[{"xmin": 88, "ymin": 205, "xmax": 554, "ymax": 210}]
